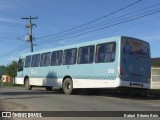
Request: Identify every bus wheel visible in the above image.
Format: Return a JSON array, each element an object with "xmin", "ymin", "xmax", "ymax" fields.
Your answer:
[
  {"xmin": 45, "ymin": 87, "xmax": 53, "ymax": 91},
  {"xmin": 25, "ymin": 78, "xmax": 32, "ymax": 90},
  {"xmin": 63, "ymin": 78, "xmax": 73, "ymax": 95}
]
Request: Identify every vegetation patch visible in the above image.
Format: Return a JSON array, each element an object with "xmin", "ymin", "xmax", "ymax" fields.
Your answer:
[{"xmin": 0, "ymin": 81, "xmax": 22, "ymax": 87}]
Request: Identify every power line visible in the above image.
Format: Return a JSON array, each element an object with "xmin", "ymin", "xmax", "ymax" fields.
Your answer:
[
  {"xmin": 0, "ymin": 35, "xmax": 23, "ymax": 39},
  {"xmin": 36, "ymin": 0, "xmax": 142, "ymax": 40},
  {"xmin": 0, "ymin": 0, "xmax": 154, "ymax": 58},
  {"xmin": 0, "ymin": 43, "xmax": 28, "ymax": 58},
  {"xmin": 4, "ymin": 6, "xmax": 157, "ymax": 59},
  {"xmin": 36, "ymin": 7, "xmax": 160, "ymax": 45},
  {"xmin": 70, "ymin": 2, "xmax": 160, "ymax": 35},
  {"xmin": 6, "ymin": 3, "xmax": 160, "ymax": 57}
]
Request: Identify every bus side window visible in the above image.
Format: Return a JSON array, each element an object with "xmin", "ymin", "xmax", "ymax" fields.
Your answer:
[
  {"xmin": 104, "ymin": 43, "xmax": 116, "ymax": 62},
  {"xmin": 40, "ymin": 52, "xmax": 51, "ymax": 67},
  {"xmin": 71, "ymin": 49, "xmax": 77, "ymax": 64},
  {"xmin": 63, "ymin": 48, "xmax": 77, "ymax": 65},
  {"xmin": 51, "ymin": 50, "xmax": 63, "ymax": 66},
  {"xmin": 96, "ymin": 42, "xmax": 116, "ymax": 63},
  {"xmin": 96, "ymin": 45, "xmax": 105, "ymax": 62},
  {"xmin": 31, "ymin": 54, "xmax": 40, "ymax": 67},
  {"xmin": 25, "ymin": 56, "xmax": 31, "ymax": 67},
  {"xmin": 78, "ymin": 45, "xmax": 94, "ymax": 64},
  {"xmin": 18, "ymin": 59, "xmax": 24, "ymax": 71}
]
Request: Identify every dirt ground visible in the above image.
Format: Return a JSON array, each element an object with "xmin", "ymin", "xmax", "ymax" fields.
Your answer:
[
  {"xmin": 0, "ymin": 100, "xmax": 27, "ymax": 111},
  {"xmin": 0, "ymin": 100, "xmax": 52, "ymax": 120},
  {"xmin": 0, "ymin": 100, "xmax": 28, "ymax": 120}
]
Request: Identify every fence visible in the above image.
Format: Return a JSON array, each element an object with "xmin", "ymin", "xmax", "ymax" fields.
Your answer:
[{"xmin": 151, "ymin": 67, "xmax": 160, "ymax": 89}]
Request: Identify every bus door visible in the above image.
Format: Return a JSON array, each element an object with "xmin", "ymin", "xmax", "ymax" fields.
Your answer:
[
  {"xmin": 16, "ymin": 58, "xmax": 25, "ymax": 84},
  {"xmin": 17, "ymin": 58, "xmax": 25, "ymax": 77},
  {"xmin": 121, "ymin": 38, "xmax": 150, "ymax": 87}
]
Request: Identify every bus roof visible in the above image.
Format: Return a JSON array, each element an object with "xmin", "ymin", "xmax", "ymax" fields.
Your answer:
[{"xmin": 20, "ymin": 36, "xmax": 146, "ymax": 57}]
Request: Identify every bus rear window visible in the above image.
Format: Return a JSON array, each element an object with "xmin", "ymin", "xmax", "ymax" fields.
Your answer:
[{"xmin": 122, "ymin": 39, "xmax": 149, "ymax": 58}]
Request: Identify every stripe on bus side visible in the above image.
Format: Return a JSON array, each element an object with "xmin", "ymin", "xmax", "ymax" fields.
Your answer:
[
  {"xmin": 15, "ymin": 77, "xmax": 120, "ymax": 88},
  {"xmin": 28, "ymin": 77, "xmax": 120, "ymax": 88}
]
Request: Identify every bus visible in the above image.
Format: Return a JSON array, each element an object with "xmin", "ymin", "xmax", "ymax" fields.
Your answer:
[{"xmin": 15, "ymin": 36, "xmax": 151, "ymax": 94}]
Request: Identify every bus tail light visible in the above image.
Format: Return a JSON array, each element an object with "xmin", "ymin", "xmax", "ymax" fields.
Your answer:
[
  {"xmin": 149, "ymin": 72, "xmax": 151, "ymax": 81},
  {"xmin": 119, "ymin": 67, "xmax": 123, "ymax": 76}
]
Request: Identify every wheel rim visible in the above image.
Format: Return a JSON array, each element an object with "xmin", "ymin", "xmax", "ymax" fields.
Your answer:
[
  {"xmin": 65, "ymin": 82, "xmax": 71, "ymax": 91},
  {"xmin": 63, "ymin": 79, "xmax": 73, "ymax": 94}
]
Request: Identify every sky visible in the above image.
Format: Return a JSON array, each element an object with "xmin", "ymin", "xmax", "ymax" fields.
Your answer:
[{"xmin": 0, "ymin": 0, "xmax": 160, "ymax": 66}]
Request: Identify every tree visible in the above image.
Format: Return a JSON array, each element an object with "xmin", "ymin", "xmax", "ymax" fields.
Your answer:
[
  {"xmin": 6, "ymin": 61, "xmax": 18, "ymax": 77},
  {"xmin": 152, "ymin": 62, "xmax": 160, "ymax": 67},
  {"xmin": 0, "ymin": 66, "xmax": 7, "ymax": 78}
]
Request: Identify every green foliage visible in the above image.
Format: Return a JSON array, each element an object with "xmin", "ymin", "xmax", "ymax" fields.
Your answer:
[
  {"xmin": 0, "ymin": 66, "xmax": 7, "ymax": 78},
  {"xmin": 6, "ymin": 61, "xmax": 18, "ymax": 77},
  {"xmin": 0, "ymin": 80, "xmax": 22, "ymax": 86},
  {"xmin": 152, "ymin": 62, "xmax": 160, "ymax": 67}
]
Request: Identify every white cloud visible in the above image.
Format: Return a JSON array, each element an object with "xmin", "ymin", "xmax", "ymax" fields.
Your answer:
[{"xmin": 0, "ymin": 17, "xmax": 17, "ymax": 23}]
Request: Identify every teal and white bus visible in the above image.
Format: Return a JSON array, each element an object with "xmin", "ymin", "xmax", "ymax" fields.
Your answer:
[{"xmin": 16, "ymin": 36, "xmax": 151, "ymax": 94}]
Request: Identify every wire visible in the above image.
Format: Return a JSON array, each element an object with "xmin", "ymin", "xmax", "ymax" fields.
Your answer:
[
  {"xmin": 0, "ymin": 0, "xmax": 154, "ymax": 59},
  {"xmin": 0, "ymin": 42, "xmax": 28, "ymax": 58},
  {"xmin": 36, "ymin": 0, "xmax": 143, "ymax": 40},
  {"xmin": 36, "ymin": 8, "xmax": 160, "ymax": 45},
  {"xmin": 34, "ymin": 0, "xmax": 160, "ymax": 44},
  {"xmin": 69, "ymin": 2, "xmax": 160, "ymax": 35},
  {"xmin": 0, "ymin": 0, "xmax": 143, "ymax": 58}
]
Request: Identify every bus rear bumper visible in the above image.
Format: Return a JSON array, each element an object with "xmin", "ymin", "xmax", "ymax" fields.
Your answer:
[{"xmin": 120, "ymin": 80, "xmax": 150, "ymax": 89}]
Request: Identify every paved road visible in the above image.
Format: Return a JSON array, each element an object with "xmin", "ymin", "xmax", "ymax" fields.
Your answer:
[{"xmin": 0, "ymin": 86, "xmax": 160, "ymax": 120}]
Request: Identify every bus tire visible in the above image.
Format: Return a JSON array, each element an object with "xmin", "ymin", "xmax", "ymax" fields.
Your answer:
[
  {"xmin": 25, "ymin": 78, "xmax": 32, "ymax": 90},
  {"xmin": 45, "ymin": 87, "xmax": 53, "ymax": 91},
  {"xmin": 63, "ymin": 78, "xmax": 73, "ymax": 95}
]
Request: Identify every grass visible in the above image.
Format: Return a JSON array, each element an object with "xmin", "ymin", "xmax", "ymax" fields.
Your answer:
[{"xmin": 0, "ymin": 80, "xmax": 23, "ymax": 87}]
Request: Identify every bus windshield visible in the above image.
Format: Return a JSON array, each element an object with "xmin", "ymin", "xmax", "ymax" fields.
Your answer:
[{"xmin": 122, "ymin": 39, "xmax": 149, "ymax": 58}]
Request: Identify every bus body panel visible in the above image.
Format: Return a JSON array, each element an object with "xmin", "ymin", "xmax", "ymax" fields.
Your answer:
[
  {"xmin": 62, "ymin": 64, "xmax": 95, "ymax": 88},
  {"xmin": 23, "ymin": 66, "xmax": 62, "ymax": 87}
]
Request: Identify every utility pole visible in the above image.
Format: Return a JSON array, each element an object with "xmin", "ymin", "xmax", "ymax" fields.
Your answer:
[{"xmin": 21, "ymin": 16, "xmax": 38, "ymax": 52}]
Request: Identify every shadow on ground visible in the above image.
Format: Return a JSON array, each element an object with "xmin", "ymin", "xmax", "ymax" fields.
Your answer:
[{"xmin": 1, "ymin": 86, "xmax": 160, "ymax": 100}]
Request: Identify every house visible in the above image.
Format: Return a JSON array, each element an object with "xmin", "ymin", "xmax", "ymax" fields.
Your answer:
[
  {"xmin": 1, "ymin": 75, "xmax": 14, "ymax": 83},
  {"xmin": 151, "ymin": 57, "xmax": 160, "ymax": 89}
]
